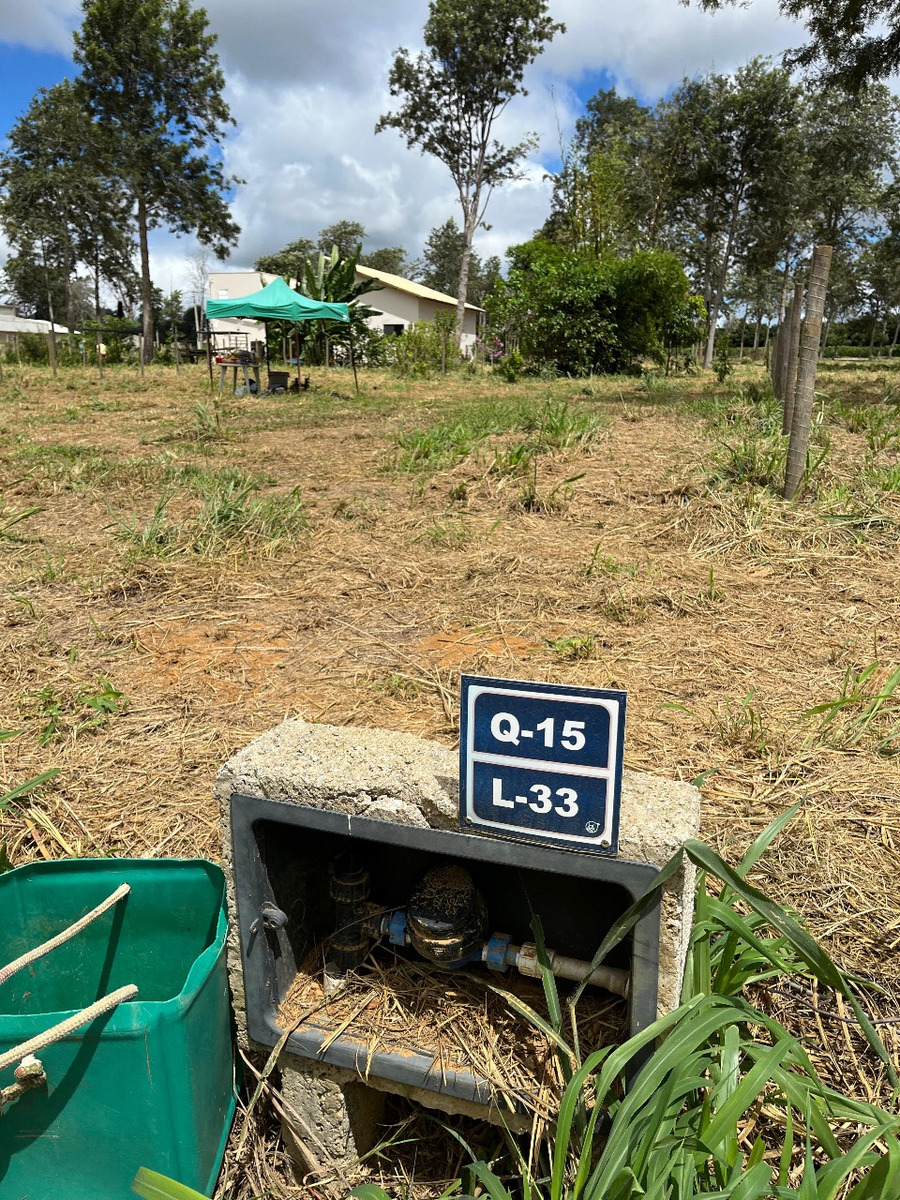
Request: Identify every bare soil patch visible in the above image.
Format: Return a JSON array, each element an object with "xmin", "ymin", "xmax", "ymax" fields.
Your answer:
[{"xmin": 1, "ymin": 361, "xmax": 899, "ymax": 1195}]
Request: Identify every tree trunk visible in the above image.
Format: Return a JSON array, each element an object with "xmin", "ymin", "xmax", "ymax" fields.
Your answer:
[
  {"xmin": 868, "ymin": 312, "xmax": 878, "ymax": 358},
  {"xmin": 784, "ymin": 246, "xmax": 832, "ymax": 501},
  {"xmin": 782, "ymin": 281, "xmax": 804, "ymax": 436},
  {"xmin": 776, "ymin": 290, "xmax": 795, "ymax": 404},
  {"xmin": 137, "ymin": 194, "xmax": 154, "ymax": 365},
  {"xmin": 704, "ymin": 187, "xmax": 743, "ymax": 369},
  {"xmin": 63, "ymin": 241, "xmax": 76, "ymax": 338},
  {"xmin": 770, "ymin": 265, "xmax": 790, "ymax": 393},
  {"xmin": 39, "ymin": 236, "xmax": 58, "ymax": 378},
  {"xmin": 752, "ymin": 312, "xmax": 762, "ymax": 358},
  {"xmin": 456, "ymin": 204, "xmax": 477, "ymax": 350},
  {"xmin": 889, "ymin": 317, "xmax": 900, "ymax": 358}
]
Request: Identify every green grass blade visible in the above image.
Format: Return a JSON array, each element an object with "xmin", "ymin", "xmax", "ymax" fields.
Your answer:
[
  {"xmin": 571, "ymin": 848, "xmax": 687, "ymax": 1006},
  {"xmin": 684, "ymin": 838, "xmax": 899, "ymax": 1087},
  {"xmin": 0, "ymin": 768, "xmax": 60, "ymax": 810},
  {"xmin": 734, "ymin": 801, "xmax": 802, "ymax": 880},
  {"xmin": 489, "ymin": 985, "xmax": 575, "ymax": 1057},
  {"xmin": 813, "ymin": 1125, "xmax": 897, "ymax": 1197},
  {"xmin": 701, "ymin": 1035, "xmax": 796, "ymax": 1155},
  {"xmin": 467, "ymin": 1161, "xmax": 515, "ymax": 1200},
  {"xmin": 550, "ymin": 1048, "xmax": 613, "ymax": 1200},
  {"xmin": 131, "ymin": 1169, "xmax": 207, "ymax": 1200},
  {"xmin": 844, "ymin": 1133, "xmax": 900, "ymax": 1199}
]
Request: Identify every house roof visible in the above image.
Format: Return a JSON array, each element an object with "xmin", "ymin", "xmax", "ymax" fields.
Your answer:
[
  {"xmin": 355, "ymin": 265, "xmax": 484, "ymax": 312},
  {"xmin": 0, "ymin": 313, "xmax": 74, "ymax": 335}
]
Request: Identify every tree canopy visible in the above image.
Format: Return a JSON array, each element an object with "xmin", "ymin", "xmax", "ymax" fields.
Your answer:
[
  {"xmin": 73, "ymin": 0, "xmax": 240, "ymax": 357},
  {"xmin": 377, "ymin": 0, "xmax": 563, "ymax": 338},
  {"xmin": 488, "ymin": 239, "xmax": 704, "ymax": 374},
  {"xmin": 541, "ymin": 63, "xmax": 900, "ymax": 365},
  {"xmin": 687, "ymin": 0, "xmax": 900, "ymax": 88},
  {"xmin": 0, "ymin": 79, "xmax": 135, "ymax": 332},
  {"xmin": 413, "ymin": 218, "xmax": 501, "ymax": 306}
]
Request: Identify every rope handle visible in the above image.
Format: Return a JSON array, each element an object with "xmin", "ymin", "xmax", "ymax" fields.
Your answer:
[
  {"xmin": 0, "ymin": 984, "xmax": 139, "ymax": 1076},
  {"xmin": 0, "ymin": 882, "xmax": 130, "ymax": 988}
]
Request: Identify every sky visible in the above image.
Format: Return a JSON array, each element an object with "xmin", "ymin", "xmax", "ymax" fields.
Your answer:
[{"xmin": 0, "ymin": 0, "xmax": 806, "ymax": 303}]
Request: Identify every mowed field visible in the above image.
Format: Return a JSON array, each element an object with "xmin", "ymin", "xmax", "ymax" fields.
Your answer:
[{"xmin": 1, "ymin": 359, "xmax": 899, "ymax": 1191}]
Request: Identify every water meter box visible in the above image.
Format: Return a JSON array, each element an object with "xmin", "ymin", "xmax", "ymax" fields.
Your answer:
[
  {"xmin": 230, "ymin": 793, "xmax": 661, "ymax": 1106},
  {"xmin": 0, "ymin": 858, "xmax": 236, "ymax": 1200}
]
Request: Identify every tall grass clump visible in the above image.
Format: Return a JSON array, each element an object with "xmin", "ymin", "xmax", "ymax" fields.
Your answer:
[
  {"xmin": 803, "ymin": 661, "xmax": 900, "ymax": 756},
  {"xmin": 114, "ymin": 477, "xmax": 308, "ymax": 559},
  {"xmin": 355, "ymin": 806, "xmax": 900, "ymax": 1199},
  {"xmin": 391, "ymin": 396, "xmax": 606, "ymax": 474}
]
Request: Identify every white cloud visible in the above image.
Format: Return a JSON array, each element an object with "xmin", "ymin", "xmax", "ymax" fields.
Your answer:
[
  {"xmin": 543, "ymin": 0, "xmax": 802, "ymax": 98},
  {"xmin": 5, "ymin": 0, "xmax": 815, "ymax": 290},
  {"xmin": 0, "ymin": 0, "xmax": 80, "ymax": 54}
]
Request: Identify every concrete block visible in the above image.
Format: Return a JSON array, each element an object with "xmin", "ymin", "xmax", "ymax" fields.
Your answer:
[{"xmin": 217, "ymin": 718, "xmax": 700, "ymax": 1166}]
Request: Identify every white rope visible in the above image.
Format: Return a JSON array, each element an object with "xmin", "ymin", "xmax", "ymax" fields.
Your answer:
[
  {"xmin": 0, "ymin": 984, "xmax": 139, "ymax": 1075},
  {"xmin": 0, "ymin": 882, "xmax": 131, "ymax": 987}
]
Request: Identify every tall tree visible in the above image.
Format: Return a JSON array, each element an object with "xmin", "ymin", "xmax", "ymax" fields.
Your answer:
[
  {"xmin": 803, "ymin": 85, "xmax": 899, "ymax": 253},
  {"xmin": 317, "ymin": 220, "xmax": 366, "ymax": 259},
  {"xmin": 687, "ymin": 0, "xmax": 900, "ymax": 88},
  {"xmin": 0, "ymin": 79, "xmax": 134, "ymax": 334},
  {"xmin": 73, "ymin": 0, "xmax": 240, "ymax": 360},
  {"xmin": 359, "ymin": 246, "xmax": 408, "ymax": 275},
  {"xmin": 254, "ymin": 238, "xmax": 315, "ymax": 281},
  {"xmin": 377, "ymin": 0, "xmax": 563, "ymax": 340},
  {"xmin": 662, "ymin": 59, "xmax": 803, "ymax": 367}
]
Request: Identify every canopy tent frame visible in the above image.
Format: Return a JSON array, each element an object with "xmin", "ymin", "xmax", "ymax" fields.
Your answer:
[{"xmin": 205, "ymin": 277, "xmax": 357, "ymax": 393}]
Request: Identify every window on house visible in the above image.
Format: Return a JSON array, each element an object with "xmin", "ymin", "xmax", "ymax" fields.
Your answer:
[{"xmin": 383, "ymin": 324, "xmax": 404, "ymax": 336}]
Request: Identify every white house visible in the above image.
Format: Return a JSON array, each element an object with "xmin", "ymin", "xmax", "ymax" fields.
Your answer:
[
  {"xmin": 0, "ymin": 303, "xmax": 73, "ymax": 347},
  {"xmin": 354, "ymin": 265, "xmax": 483, "ymax": 352},
  {"xmin": 206, "ymin": 268, "xmax": 483, "ymax": 353}
]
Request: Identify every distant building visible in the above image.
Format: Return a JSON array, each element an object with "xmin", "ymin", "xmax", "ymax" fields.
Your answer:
[
  {"xmin": 0, "ymin": 303, "xmax": 72, "ymax": 347},
  {"xmin": 355, "ymin": 265, "xmax": 483, "ymax": 352},
  {"xmin": 206, "ymin": 268, "xmax": 483, "ymax": 353}
]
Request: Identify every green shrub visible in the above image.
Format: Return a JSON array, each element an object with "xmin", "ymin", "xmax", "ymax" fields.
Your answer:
[
  {"xmin": 487, "ymin": 238, "xmax": 705, "ymax": 376},
  {"xmin": 387, "ymin": 312, "xmax": 461, "ymax": 378}
]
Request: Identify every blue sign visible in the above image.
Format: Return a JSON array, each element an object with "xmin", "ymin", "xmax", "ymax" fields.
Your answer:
[{"xmin": 459, "ymin": 675, "xmax": 626, "ymax": 855}]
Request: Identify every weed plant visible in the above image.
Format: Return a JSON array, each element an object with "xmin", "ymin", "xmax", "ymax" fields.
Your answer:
[
  {"xmin": 803, "ymin": 661, "xmax": 900, "ymax": 756},
  {"xmin": 392, "ymin": 397, "xmax": 606, "ymax": 474},
  {"xmin": 0, "ymin": 501, "xmax": 43, "ymax": 541},
  {"xmin": 24, "ymin": 678, "xmax": 127, "ymax": 745},
  {"xmin": 114, "ymin": 477, "xmax": 308, "ymax": 559},
  {"xmin": 354, "ymin": 807, "xmax": 900, "ymax": 1199}
]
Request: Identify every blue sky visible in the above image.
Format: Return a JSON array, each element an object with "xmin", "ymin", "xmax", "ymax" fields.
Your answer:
[
  {"xmin": 0, "ymin": 0, "xmax": 803, "ymax": 298},
  {"xmin": 0, "ymin": 47, "xmax": 72, "ymax": 133}
]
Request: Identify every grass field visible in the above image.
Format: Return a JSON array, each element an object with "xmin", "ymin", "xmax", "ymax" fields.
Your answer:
[{"xmin": 1, "ymin": 358, "xmax": 899, "ymax": 1196}]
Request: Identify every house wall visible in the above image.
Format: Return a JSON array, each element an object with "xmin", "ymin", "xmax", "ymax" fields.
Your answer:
[
  {"xmin": 361, "ymin": 288, "xmax": 479, "ymax": 351},
  {"xmin": 207, "ymin": 271, "xmax": 270, "ymax": 346},
  {"xmin": 358, "ymin": 287, "xmax": 421, "ymax": 331}
]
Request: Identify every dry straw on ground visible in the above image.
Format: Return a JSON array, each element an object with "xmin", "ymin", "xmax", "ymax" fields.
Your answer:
[{"xmin": 1, "ymin": 361, "xmax": 899, "ymax": 1196}]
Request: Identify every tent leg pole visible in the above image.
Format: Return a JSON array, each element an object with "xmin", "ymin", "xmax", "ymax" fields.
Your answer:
[
  {"xmin": 349, "ymin": 327, "xmax": 359, "ymax": 394},
  {"xmin": 206, "ymin": 323, "xmax": 214, "ymax": 391}
]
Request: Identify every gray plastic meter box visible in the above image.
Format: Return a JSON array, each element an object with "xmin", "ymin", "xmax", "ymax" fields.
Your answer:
[{"xmin": 229, "ymin": 793, "xmax": 662, "ymax": 1107}]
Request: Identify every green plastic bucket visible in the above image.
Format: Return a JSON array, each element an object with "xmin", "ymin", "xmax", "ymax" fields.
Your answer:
[{"xmin": 0, "ymin": 858, "xmax": 236, "ymax": 1199}]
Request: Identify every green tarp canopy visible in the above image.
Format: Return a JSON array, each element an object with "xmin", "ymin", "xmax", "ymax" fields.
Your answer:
[{"xmin": 205, "ymin": 276, "xmax": 349, "ymax": 323}]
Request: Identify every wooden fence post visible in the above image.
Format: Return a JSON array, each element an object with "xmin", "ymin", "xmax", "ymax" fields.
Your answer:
[{"xmin": 784, "ymin": 246, "xmax": 833, "ymax": 501}]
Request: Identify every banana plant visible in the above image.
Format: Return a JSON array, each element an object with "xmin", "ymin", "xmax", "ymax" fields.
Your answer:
[{"xmin": 293, "ymin": 243, "xmax": 383, "ymax": 366}]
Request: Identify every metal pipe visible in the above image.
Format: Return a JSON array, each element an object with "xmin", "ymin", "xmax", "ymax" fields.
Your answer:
[{"xmin": 514, "ymin": 941, "xmax": 630, "ymax": 999}]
